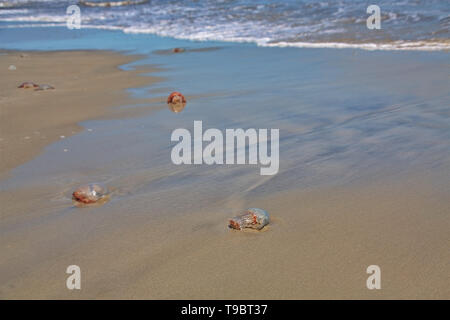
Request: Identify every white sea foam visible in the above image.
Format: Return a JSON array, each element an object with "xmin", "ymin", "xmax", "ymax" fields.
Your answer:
[
  {"xmin": 0, "ymin": 15, "xmax": 67, "ymax": 22},
  {"xmin": 0, "ymin": 0, "xmax": 448, "ymax": 52},
  {"xmin": 259, "ymin": 40, "xmax": 450, "ymax": 51},
  {"xmin": 0, "ymin": 9, "xmax": 28, "ymax": 14}
]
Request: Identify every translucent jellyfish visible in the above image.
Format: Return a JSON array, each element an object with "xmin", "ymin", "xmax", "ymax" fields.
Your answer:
[
  {"xmin": 72, "ymin": 183, "xmax": 109, "ymax": 205},
  {"xmin": 229, "ymin": 208, "xmax": 270, "ymax": 231}
]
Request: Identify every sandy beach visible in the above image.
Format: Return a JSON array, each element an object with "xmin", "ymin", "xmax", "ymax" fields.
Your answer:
[
  {"xmin": 0, "ymin": 47, "xmax": 449, "ymax": 299},
  {"xmin": 0, "ymin": 50, "xmax": 160, "ymax": 180}
]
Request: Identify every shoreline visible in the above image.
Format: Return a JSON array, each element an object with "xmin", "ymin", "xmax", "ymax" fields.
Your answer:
[
  {"xmin": 0, "ymin": 46, "xmax": 449, "ymax": 299},
  {"xmin": 0, "ymin": 50, "xmax": 161, "ymax": 180}
]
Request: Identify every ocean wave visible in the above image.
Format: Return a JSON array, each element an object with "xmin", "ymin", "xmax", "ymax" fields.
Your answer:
[
  {"xmin": 0, "ymin": 22, "xmax": 63, "ymax": 27},
  {"xmin": 0, "ymin": 8, "xmax": 28, "ymax": 14},
  {"xmin": 260, "ymin": 40, "xmax": 450, "ymax": 51},
  {"xmin": 0, "ymin": 15, "xmax": 67, "ymax": 22},
  {"xmin": 0, "ymin": 0, "xmax": 449, "ymax": 52}
]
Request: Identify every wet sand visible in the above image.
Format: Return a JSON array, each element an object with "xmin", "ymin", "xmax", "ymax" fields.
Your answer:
[
  {"xmin": 0, "ymin": 50, "xmax": 161, "ymax": 180},
  {"xmin": 0, "ymin": 50, "xmax": 449, "ymax": 299},
  {"xmin": 1, "ymin": 166, "xmax": 449, "ymax": 299}
]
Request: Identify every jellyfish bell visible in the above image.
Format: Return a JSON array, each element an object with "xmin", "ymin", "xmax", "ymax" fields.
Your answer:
[
  {"xmin": 229, "ymin": 208, "xmax": 270, "ymax": 231},
  {"xmin": 167, "ymin": 92, "xmax": 186, "ymax": 104},
  {"xmin": 172, "ymin": 48, "xmax": 185, "ymax": 53},
  {"xmin": 72, "ymin": 183, "xmax": 109, "ymax": 206},
  {"xmin": 18, "ymin": 82, "xmax": 39, "ymax": 89},
  {"xmin": 167, "ymin": 92, "xmax": 187, "ymax": 113}
]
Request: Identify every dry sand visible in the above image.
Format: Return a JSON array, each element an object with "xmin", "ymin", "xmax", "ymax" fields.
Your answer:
[
  {"xmin": 0, "ymin": 50, "xmax": 161, "ymax": 179},
  {"xmin": 0, "ymin": 50, "xmax": 449, "ymax": 299}
]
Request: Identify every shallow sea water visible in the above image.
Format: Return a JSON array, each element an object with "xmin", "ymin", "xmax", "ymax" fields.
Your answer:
[{"xmin": 1, "ymin": 27, "xmax": 449, "ymax": 218}]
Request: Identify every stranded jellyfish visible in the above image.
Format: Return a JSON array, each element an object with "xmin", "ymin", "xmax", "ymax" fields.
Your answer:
[
  {"xmin": 72, "ymin": 183, "xmax": 109, "ymax": 205},
  {"xmin": 18, "ymin": 82, "xmax": 39, "ymax": 89},
  {"xmin": 229, "ymin": 208, "xmax": 270, "ymax": 231},
  {"xmin": 172, "ymin": 48, "xmax": 185, "ymax": 53},
  {"xmin": 167, "ymin": 91, "xmax": 187, "ymax": 113}
]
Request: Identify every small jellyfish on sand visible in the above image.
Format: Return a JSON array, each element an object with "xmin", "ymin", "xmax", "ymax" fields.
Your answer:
[
  {"xmin": 18, "ymin": 82, "xmax": 39, "ymax": 89},
  {"xmin": 172, "ymin": 48, "xmax": 185, "ymax": 53},
  {"xmin": 72, "ymin": 183, "xmax": 109, "ymax": 205},
  {"xmin": 167, "ymin": 91, "xmax": 187, "ymax": 113},
  {"xmin": 228, "ymin": 208, "xmax": 270, "ymax": 231}
]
